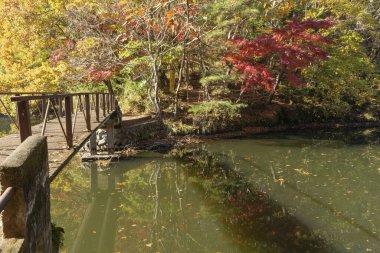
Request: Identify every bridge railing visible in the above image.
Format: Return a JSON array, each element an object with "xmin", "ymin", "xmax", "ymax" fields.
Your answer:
[
  {"xmin": 0, "ymin": 92, "xmax": 115, "ymax": 147},
  {"xmin": 0, "ymin": 187, "xmax": 16, "ymax": 212}
]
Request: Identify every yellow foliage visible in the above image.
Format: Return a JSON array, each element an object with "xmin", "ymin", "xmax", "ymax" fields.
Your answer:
[{"xmin": 0, "ymin": 0, "xmax": 69, "ymax": 92}]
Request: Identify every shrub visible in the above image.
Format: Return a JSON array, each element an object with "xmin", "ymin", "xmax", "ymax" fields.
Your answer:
[{"xmin": 189, "ymin": 100, "xmax": 247, "ymax": 134}]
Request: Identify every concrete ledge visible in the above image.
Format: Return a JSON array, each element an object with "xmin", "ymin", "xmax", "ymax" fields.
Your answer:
[
  {"xmin": 0, "ymin": 238, "xmax": 24, "ymax": 253},
  {"xmin": 1, "ymin": 136, "xmax": 47, "ymax": 169},
  {"xmin": 0, "ymin": 136, "xmax": 52, "ymax": 253}
]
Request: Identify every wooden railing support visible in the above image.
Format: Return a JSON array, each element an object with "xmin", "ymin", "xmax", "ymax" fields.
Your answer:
[
  {"xmin": 85, "ymin": 94, "xmax": 91, "ymax": 131},
  {"xmin": 41, "ymin": 97, "xmax": 47, "ymax": 120},
  {"xmin": 5, "ymin": 92, "xmax": 113, "ymax": 148},
  {"xmin": 17, "ymin": 100, "xmax": 32, "ymax": 142},
  {"xmin": 111, "ymin": 94, "xmax": 114, "ymax": 111},
  {"xmin": 65, "ymin": 96, "xmax": 73, "ymax": 148},
  {"xmin": 102, "ymin": 93, "xmax": 106, "ymax": 117},
  {"xmin": 106, "ymin": 94, "xmax": 110, "ymax": 113},
  {"xmin": 70, "ymin": 96, "xmax": 74, "ymax": 115},
  {"xmin": 95, "ymin": 94, "xmax": 100, "ymax": 122},
  {"xmin": 58, "ymin": 97, "xmax": 64, "ymax": 117}
]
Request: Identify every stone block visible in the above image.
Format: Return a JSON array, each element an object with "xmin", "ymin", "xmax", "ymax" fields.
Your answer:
[{"xmin": 0, "ymin": 136, "xmax": 52, "ymax": 253}]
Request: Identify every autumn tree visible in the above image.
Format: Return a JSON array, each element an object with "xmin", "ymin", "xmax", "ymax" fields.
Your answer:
[
  {"xmin": 0, "ymin": 0, "xmax": 68, "ymax": 92},
  {"xmin": 226, "ymin": 18, "xmax": 334, "ymax": 103}
]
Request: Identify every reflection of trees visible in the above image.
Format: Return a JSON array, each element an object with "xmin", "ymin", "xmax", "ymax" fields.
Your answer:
[
  {"xmin": 172, "ymin": 148, "xmax": 335, "ymax": 253},
  {"xmin": 50, "ymin": 131, "xmax": 380, "ymax": 253},
  {"xmin": 202, "ymin": 131, "xmax": 380, "ymax": 252},
  {"xmin": 115, "ymin": 161, "xmax": 202, "ymax": 253},
  {"xmin": 51, "ymin": 161, "xmax": 121, "ymax": 253},
  {"xmin": 50, "ymin": 158, "xmax": 91, "ymax": 250}
]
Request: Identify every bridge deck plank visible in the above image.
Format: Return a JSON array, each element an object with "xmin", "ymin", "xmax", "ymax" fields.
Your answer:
[{"xmin": 0, "ymin": 111, "xmax": 108, "ymax": 178}]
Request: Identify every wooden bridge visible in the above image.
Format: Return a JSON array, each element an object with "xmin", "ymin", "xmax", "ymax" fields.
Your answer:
[{"xmin": 0, "ymin": 92, "xmax": 117, "ymax": 181}]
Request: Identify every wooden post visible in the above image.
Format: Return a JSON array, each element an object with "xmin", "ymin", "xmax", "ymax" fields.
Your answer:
[
  {"xmin": 70, "ymin": 96, "xmax": 74, "ymax": 115},
  {"xmin": 106, "ymin": 123, "xmax": 114, "ymax": 154},
  {"xmin": 17, "ymin": 100, "xmax": 32, "ymax": 142},
  {"xmin": 41, "ymin": 98, "xmax": 47, "ymax": 120},
  {"xmin": 58, "ymin": 97, "xmax": 63, "ymax": 117},
  {"xmin": 102, "ymin": 93, "xmax": 106, "ymax": 117},
  {"xmin": 85, "ymin": 94, "xmax": 91, "ymax": 131},
  {"xmin": 65, "ymin": 96, "xmax": 73, "ymax": 148},
  {"xmin": 95, "ymin": 94, "xmax": 100, "ymax": 122},
  {"xmin": 106, "ymin": 94, "xmax": 110, "ymax": 113},
  {"xmin": 90, "ymin": 133, "xmax": 97, "ymax": 155},
  {"xmin": 78, "ymin": 95, "xmax": 83, "ymax": 112}
]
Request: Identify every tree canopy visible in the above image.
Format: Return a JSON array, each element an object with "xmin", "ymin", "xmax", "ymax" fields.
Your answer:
[{"xmin": 0, "ymin": 0, "xmax": 379, "ymax": 125}]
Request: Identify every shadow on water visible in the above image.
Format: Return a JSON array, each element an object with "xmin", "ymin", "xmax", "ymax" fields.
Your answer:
[
  {"xmin": 172, "ymin": 148, "xmax": 336, "ymax": 253},
  {"xmin": 69, "ymin": 165, "xmax": 121, "ymax": 253}
]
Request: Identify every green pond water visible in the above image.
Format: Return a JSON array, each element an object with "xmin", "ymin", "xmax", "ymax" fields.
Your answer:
[{"xmin": 50, "ymin": 129, "xmax": 380, "ymax": 253}]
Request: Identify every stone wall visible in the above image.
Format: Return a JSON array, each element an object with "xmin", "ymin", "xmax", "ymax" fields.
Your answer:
[
  {"xmin": 0, "ymin": 136, "xmax": 52, "ymax": 253},
  {"xmin": 114, "ymin": 120, "xmax": 166, "ymax": 149}
]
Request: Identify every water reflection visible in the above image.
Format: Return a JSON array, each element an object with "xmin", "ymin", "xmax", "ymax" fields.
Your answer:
[{"xmin": 51, "ymin": 129, "xmax": 380, "ymax": 253}]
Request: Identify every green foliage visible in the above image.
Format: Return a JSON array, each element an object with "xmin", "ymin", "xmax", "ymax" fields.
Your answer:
[
  {"xmin": 119, "ymin": 79, "xmax": 153, "ymax": 114},
  {"xmin": 164, "ymin": 120, "xmax": 198, "ymax": 135},
  {"xmin": 51, "ymin": 223, "xmax": 65, "ymax": 249},
  {"xmin": 199, "ymin": 74, "xmax": 234, "ymax": 87},
  {"xmin": 189, "ymin": 101, "xmax": 247, "ymax": 134}
]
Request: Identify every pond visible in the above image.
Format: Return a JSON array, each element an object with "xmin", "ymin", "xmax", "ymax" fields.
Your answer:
[{"xmin": 50, "ymin": 129, "xmax": 380, "ymax": 253}]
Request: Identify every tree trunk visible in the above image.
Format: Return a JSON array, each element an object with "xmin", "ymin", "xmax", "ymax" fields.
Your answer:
[
  {"xmin": 174, "ymin": 48, "xmax": 186, "ymax": 120},
  {"xmin": 104, "ymin": 80, "xmax": 114, "ymax": 95},
  {"xmin": 174, "ymin": 0, "xmax": 190, "ymax": 120},
  {"xmin": 152, "ymin": 61, "xmax": 161, "ymax": 119},
  {"xmin": 267, "ymin": 72, "xmax": 282, "ymax": 104}
]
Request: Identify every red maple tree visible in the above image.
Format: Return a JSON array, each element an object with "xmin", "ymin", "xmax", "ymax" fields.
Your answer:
[{"xmin": 226, "ymin": 19, "xmax": 335, "ymax": 97}]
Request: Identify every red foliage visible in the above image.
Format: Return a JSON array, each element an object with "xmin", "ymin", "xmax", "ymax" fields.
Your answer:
[
  {"xmin": 226, "ymin": 19, "xmax": 335, "ymax": 92},
  {"xmin": 89, "ymin": 70, "xmax": 113, "ymax": 82}
]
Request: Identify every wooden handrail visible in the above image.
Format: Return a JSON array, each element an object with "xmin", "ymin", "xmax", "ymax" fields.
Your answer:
[
  {"xmin": 0, "ymin": 92, "xmax": 59, "ymax": 95},
  {"xmin": 10, "ymin": 92, "xmax": 108, "ymax": 102},
  {"xmin": 10, "ymin": 92, "xmax": 115, "ymax": 146},
  {"xmin": 0, "ymin": 187, "xmax": 16, "ymax": 212}
]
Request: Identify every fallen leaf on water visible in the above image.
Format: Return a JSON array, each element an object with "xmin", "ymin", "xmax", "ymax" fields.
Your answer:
[{"xmin": 294, "ymin": 168, "xmax": 311, "ymax": 176}]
